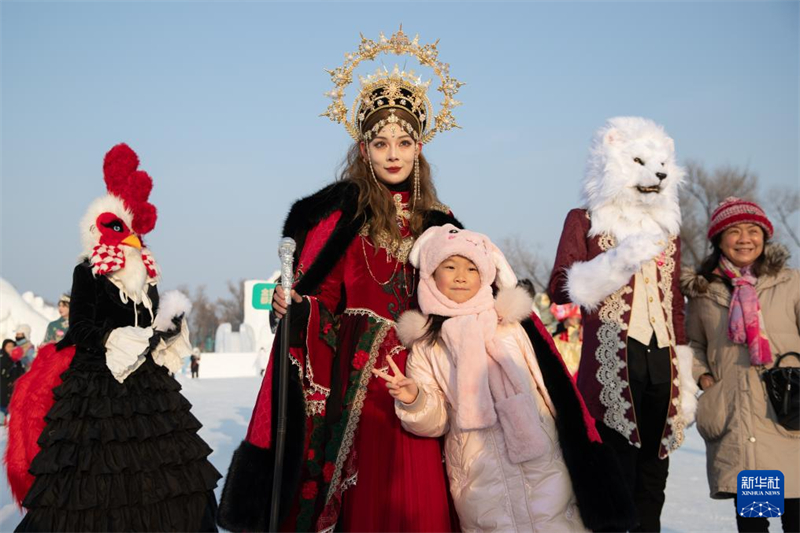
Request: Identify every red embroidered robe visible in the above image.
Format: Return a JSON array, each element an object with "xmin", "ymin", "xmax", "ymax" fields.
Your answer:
[{"xmin": 245, "ymin": 190, "xmax": 454, "ymax": 532}]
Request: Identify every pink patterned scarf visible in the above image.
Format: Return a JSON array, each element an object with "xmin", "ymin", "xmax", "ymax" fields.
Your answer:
[{"xmin": 718, "ymin": 256, "xmax": 772, "ymax": 366}]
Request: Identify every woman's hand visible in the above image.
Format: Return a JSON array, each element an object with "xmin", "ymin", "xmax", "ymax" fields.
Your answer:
[
  {"xmin": 273, "ymin": 285, "xmax": 302, "ymax": 320},
  {"xmin": 699, "ymin": 373, "xmax": 717, "ymax": 391},
  {"xmin": 372, "ymin": 355, "xmax": 419, "ymax": 405}
]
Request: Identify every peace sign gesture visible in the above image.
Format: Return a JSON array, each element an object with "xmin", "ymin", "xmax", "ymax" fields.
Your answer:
[{"xmin": 371, "ymin": 355, "xmax": 419, "ymax": 405}]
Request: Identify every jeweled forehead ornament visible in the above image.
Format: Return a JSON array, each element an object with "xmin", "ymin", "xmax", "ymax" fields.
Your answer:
[{"xmin": 321, "ymin": 27, "xmax": 464, "ymax": 144}]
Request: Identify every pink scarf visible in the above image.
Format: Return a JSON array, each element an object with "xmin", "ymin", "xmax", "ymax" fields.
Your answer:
[{"xmin": 718, "ymin": 256, "xmax": 772, "ymax": 366}]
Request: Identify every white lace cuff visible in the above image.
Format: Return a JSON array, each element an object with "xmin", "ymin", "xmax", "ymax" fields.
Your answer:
[
  {"xmin": 105, "ymin": 326, "xmax": 152, "ymax": 383},
  {"xmin": 152, "ymin": 318, "xmax": 191, "ymax": 374}
]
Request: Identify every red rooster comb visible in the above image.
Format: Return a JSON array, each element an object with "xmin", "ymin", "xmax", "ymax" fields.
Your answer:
[{"xmin": 102, "ymin": 143, "xmax": 157, "ymax": 234}]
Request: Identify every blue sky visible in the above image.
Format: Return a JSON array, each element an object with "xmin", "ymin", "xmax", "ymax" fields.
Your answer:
[{"xmin": 1, "ymin": 1, "xmax": 798, "ymax": 301}]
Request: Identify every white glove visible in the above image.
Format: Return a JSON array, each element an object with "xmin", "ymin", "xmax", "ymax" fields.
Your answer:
[
  {"xmin": 105, "ymin": 326, "xmax": 153, "ymax": 383},
  {"xmin": 614, "ymin": 232, "xmax": 668, "ymax": 271},
  {"xmin": 152, "ymin": 318, "xmax": 192, "ymax": 374}
]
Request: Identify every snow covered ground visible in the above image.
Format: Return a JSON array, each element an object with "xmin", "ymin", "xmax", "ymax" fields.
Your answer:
[{"xmin": 0, "ymin": 375, "xmax": 737, "ymax": 532}]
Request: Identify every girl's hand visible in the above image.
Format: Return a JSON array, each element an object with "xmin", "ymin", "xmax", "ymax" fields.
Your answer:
[
  {"xmin": 273, "ymin": 285, "xmax": 302, "ymax": 320},
  {"xmin": 371, "ymin": 355, "xmax": 419, "ymax": 405}
]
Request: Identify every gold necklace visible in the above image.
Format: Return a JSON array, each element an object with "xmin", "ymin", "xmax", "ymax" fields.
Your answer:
[
  {"xmin": 360, "ymin": 236, "xmax": 417, "ymax": 297},
  {"xmin": 361, "ymin": 236, "xmax": 400, "ymax": 286}
]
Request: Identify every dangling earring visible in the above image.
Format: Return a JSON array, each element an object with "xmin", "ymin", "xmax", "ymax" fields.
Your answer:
[
  {"xmin": 412, "ymin": 150, "xmax": 421, "ymax": 212},
  {"xmin": 364, "ymin": 142, "xmax": 380, "ymax": 187}
]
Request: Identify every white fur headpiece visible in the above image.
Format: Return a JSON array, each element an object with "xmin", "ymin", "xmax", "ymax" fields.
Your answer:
[{"xmin": 582, "ymin": 116, "xmax": 685, "ymax": 240}]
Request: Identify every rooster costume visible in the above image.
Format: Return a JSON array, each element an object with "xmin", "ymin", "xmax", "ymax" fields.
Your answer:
[
  {"xmin": 7, "ymin": 144, "xmax": 220, "ymax": 532},
  {"xmin": 218, "ymin": 29, "xmax": 463, "ymax": 533}
]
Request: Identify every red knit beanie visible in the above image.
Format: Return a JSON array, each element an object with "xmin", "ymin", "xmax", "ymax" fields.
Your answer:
[{"xmin": 707, "ymin": 197, "xmax": 773, "ymax": 240}]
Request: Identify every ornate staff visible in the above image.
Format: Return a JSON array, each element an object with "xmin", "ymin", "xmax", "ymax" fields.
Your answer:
[{"xmin": 270, "ymin": 237, "xmax": 296, "ymax": 532}]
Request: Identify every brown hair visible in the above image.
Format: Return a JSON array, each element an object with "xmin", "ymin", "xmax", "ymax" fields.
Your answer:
[
  {"xmin": 338, "ymin": 108, "xmax": 439, "ymax": 245},
  {"xmin": 697, "ymin": 228, "xmax": 769, "ymax": 290}
]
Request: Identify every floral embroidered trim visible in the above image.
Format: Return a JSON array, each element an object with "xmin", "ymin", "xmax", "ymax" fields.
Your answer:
[
  {"xmin": 657, "ymin": 237, "xmax": 678, "ymax": 344},
  {"xmin": 596, "ymin": 284, "xmax": 637, "ymax": 442},
  {"xmin": 386, "ymin": 345, "xmax": 404, "ymax": 358},
  {"xmin": 656, "ymin": 237, "xmax": 685, "ymax": 457},
  {"xmin": 323, "ymin": 322, "xmax": 391, "ymax": 507},
  {"xmin": 661, "ymin": 409, "xmax": 686, "ymax": 457},
  {"xmin": 371, "ymin": 345, "xmax": 404, "ymax": 379},
  {"xmin": 305, "ymin": 398, "xmax": 327, "ymax": 417},
  {"xmin": 288, "ymin": 353, "xmax": 304, "ymax": 381},
  {"xmin": 342, "ymin": 471, "xmax": 358, "ymax": 491},
  {"xmin": 343, "ymin": 307, "xmax": 395, "ymax": 325},
  {"xmin": 596, "ymin": 233, "xmax": 638, "ymax": 444},
  {"xmin": 302, "ymin": 298, "xmax": 332, "ymax": 417}
]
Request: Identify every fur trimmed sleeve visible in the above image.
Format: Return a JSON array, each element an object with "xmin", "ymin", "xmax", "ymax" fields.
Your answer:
[{"xmin": 548, "ymin": 209, "xmax": 590, "ymax": 305}]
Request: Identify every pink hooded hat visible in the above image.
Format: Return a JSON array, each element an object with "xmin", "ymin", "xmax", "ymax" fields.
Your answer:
[
  {"xmin": 411, "ymin": 225, "xmax": 518, "ymax": 316},
  {"xmin": 407, "ymin": 225, "xmax": 547, "ymax": 463}
]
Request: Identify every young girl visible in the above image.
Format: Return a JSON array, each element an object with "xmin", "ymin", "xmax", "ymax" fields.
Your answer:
[{"xmin": 374, "ymin": 224, "xmax": 636, "ymax": 533}]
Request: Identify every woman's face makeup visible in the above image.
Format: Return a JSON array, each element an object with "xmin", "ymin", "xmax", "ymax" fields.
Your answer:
[{"xmin": 360, "ymin": 123, "xmax": 420, "ymax": 186}]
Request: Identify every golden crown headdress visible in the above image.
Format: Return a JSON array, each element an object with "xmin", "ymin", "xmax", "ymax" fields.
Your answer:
[{"xmin": 322, "ymin": 27, "xmax": 464, "ymax": 144}]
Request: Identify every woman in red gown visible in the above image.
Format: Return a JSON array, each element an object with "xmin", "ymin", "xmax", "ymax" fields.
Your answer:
[{"xmin": 218, "ymin": 29, "xmax": 464, "ymax": 532}]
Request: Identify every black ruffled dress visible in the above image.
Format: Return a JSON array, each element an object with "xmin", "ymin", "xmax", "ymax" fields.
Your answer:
[{"xmin": 16, "ymin": 262, "xmax": 221, "ymax": 532}]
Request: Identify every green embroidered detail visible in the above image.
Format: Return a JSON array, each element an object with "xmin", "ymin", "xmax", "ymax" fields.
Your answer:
[
  {"xmin": 382, "ymin": 268, "xmax": 415, "ymax": 322},
  {"xmin": 318, "ymin": 305, "xmax": 338, "ymax": 350}
]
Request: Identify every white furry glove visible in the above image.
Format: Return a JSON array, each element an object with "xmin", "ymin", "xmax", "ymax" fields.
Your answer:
[
  {"xmin": 151, "ymin": 290, "xmax": 193, "ymax": 374},
  {"xmin": 105, "ymin": 326, "xmax": 153, "ymax": 383},
  {"xmin": 152, "ymin": 318, "xmax": 192, "ymax": 374},
  {"xmin": 567, "ymin": 232, "xmax": 667, "ymax": 311},
  {"xmin": 614, "ymin": 232, "xmax": 668, "ymax": 270},
  {"xmin": 675, "ymin": 345, "xmax": 699, "ymax": 427}
]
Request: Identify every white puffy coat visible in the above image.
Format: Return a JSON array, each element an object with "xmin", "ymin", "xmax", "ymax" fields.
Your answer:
[{"xmin": 396, "ymin": 322, "xmax": 588, "ymax": 533}]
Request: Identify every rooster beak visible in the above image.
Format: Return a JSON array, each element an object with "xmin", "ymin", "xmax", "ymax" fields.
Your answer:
[{"xmin": 121, "ymin": 234, "xmax": 142, "ymax": 249}]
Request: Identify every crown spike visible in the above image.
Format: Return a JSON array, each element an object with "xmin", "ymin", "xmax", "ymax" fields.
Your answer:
[{"xmin": 322, "ymin": 29, "xmax": 462, "ymax": 144}]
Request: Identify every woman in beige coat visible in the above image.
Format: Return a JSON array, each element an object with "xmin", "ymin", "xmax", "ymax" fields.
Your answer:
[
  {"xmin": 374, "ymin": 225, "xmax": 636, "ymax": 532},
  {"xmin": 683, "ymin": 197, "xmax": 800, "ymax": 532}
]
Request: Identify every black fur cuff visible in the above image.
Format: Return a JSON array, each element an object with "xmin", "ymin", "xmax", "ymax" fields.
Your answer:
[{"xmin": 217, "ymin": 440, "xmax": 275, "ymax": 532}]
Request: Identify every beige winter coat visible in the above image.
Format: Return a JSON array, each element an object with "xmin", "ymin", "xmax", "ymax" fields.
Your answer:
[
  {"xmin": 396, "ymin": 322, "xmax": 587, "ymax": 532},
  {"xmin": 682, "ymin": 245, "xmax": 800, "ymax": 499}
]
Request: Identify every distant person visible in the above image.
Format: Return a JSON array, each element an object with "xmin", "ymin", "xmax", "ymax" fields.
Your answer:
[
  {"xmin": 190, "ymin": 347, "xmax": 200, "ymax": 379},
  {"xmin": 682, "ymin": 198, "xmax": 800, "ymax": 532},
  {"xmin": 42, "ymin": 293, "xmax": 70, "ymax": 344},
  {"xmin": 550, "ymin": 302, "xmax": 583, "ymax": 376},
  {"xmin": 12, "ymin": 324, "xmax": 36, "ymax": 372},
  {"xmin": 533, "ymin": 291, "xmax": 558, "ymax": 334},
  {"xmin": 1, "ymin": 339, "xmax": 24, "ymax": 425}
]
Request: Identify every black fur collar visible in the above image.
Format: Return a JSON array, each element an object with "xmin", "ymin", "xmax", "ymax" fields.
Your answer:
[{"xmin": 282, "ymin": 181, "xmax": 462, "ymax": 296}]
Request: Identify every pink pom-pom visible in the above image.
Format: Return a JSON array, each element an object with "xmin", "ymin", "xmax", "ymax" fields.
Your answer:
[
  {"xmin": 132, "ymin": 202, "xmax": 157, "ymax": 235},
  {"xmin": 125, "ymin": 171, "xmax": 153, "ymax": 203},
  {"xmin": 103, "ymin": 143, "xmax": 139, "ymax": 194}
]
